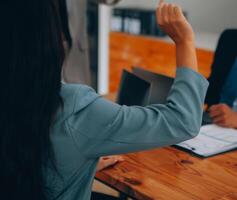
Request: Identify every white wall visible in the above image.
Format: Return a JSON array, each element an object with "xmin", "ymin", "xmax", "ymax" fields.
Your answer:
[
  {"xmin": 98, "ymin": 5, "xmax": 111, "ymax": 95},
  {"xmin": 116, "ymin": 0, "xmax": 237, "ymax": 34}
]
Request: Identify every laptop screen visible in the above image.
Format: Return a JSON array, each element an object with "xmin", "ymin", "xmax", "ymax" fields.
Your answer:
[
  {"xmin": 117, "ymin": 70, "xmax": 151, "ymax": 106},
  {"xmin": 132, "ymin": 67, "xmax": 174, "ymax": 104}
]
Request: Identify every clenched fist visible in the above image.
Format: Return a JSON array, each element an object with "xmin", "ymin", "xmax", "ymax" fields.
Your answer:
[
  {"xmin": 156, "ymin": 0, "xmax": 198, "ymax": 72},
  {"xmin": 157, "ymin": 0, "xmax": 195, "ymax": 45}
]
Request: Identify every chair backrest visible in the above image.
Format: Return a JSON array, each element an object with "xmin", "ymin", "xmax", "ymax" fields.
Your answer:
[{"xmin": 205, "ymin": 29, "xmax": 237, "ymax": 106}]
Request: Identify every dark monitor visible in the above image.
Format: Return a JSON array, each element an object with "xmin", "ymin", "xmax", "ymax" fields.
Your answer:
[
  {"xmin": 117, "ymin": 70, "xmax": 151, "ymax": 106},
  {"xmin": 132, "ymin": 67, "xmax": 174, "ymax": 104}
]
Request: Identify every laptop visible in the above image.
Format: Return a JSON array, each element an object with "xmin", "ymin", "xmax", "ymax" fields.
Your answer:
[
  {"xmin": 132, "ymin": 67, "xmax": 174, "ymax": 104},
  {"xmin": 117, "ymin": 70, "xmax": 151, "ymax": 106}
]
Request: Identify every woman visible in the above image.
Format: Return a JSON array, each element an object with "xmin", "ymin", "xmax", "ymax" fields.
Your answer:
[{"xmin": 0, "ymin": 0, "xmax": 208, "ymax": 200}]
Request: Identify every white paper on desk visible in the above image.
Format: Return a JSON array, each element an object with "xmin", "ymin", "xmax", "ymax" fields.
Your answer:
[{"xmin": 177, "ymin": 125, "xmax": 237, "ymax": 157}]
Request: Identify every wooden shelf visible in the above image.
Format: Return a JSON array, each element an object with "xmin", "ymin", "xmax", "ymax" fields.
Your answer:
[{"xmin": 109, "ymin": 32, "xmax": 214, "ymax": 92}]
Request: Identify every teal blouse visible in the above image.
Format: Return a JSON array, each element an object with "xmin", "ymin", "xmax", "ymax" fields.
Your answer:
[{"xmin": 45, "ymin": 68, "xmax": 209, "ymax": 200}]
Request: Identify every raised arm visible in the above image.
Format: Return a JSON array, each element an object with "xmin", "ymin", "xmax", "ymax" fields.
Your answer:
[
  {"xmin": 67, "ymin": 0, "xmax": 209, "ymax": 158},
  {"xmin": 157, "ymin": 0, "xmax": 198, "ymax": 72}
]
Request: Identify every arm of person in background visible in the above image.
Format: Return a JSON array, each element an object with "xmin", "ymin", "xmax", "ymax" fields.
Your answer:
[{"xmin": 209, "ymin": 104, "xmax": 237, "ymax": 129}]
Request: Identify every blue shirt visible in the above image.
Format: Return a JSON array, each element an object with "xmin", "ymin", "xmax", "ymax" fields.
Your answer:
[
  {"xmin": 220, "ymin": 58, "xmax": 237, "ymax": 107},
  {"xmin": 45, "ymin": 68, "xmax": 208, "ymax": 200}
]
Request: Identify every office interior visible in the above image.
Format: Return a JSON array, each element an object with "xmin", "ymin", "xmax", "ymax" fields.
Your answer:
[
  {"xmin": 3, "ymin": 0, "xmax": 236, "ymax": 199},
  {"xmin": 91, "ymin": 0, "xmax": 237, "ymax": 199}
]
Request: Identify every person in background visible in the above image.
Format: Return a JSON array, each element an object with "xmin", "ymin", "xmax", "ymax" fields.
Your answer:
[
  {"xmin": 0, "ymin": 1, "xmax": 208, "ymax": 200},
  {"xmin": 208, "ymin": 58, "xmax": 237, "ymax": 129},
  {"xmin": 206, "ymin": 30, "xmax": 237, "ymax": 129},
  {"xmin": 209, "ymin": 103, "xmax": 237, "ymax": 129}
]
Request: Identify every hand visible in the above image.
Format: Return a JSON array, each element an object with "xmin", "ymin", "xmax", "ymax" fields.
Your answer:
[
  {"xmin": 157, "ymin": 0, "xmax": 195, "ymax": 45},
  {"xmin": 96, "ymin": 156, "xmax": 124, "ymax": 172},
  {"xmin": 156, "ymin": 0, "xmax": 197, "ymax": 71},
  {"xmin": 209, "ymin": 104, "xmax": 237, "ymax": 129}
]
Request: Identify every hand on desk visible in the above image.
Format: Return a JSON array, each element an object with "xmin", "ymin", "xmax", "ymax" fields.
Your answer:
[
  {"xmin": 96, "ymin": 156, "xmax": 124, "ymax": 172},
  {"xmin": 209, "ymin": 104, "xmax": 237, "ymax": 129}
]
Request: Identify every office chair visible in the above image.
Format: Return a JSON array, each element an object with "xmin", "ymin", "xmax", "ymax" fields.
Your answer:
[{"xmin": 205, "ymin": 29, "xmax": 237, "ymax": 106}]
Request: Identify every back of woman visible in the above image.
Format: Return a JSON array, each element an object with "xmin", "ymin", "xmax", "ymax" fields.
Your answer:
[{"xmin": 0, "ymin": 0, "xmax": 209, "ymax": 200}]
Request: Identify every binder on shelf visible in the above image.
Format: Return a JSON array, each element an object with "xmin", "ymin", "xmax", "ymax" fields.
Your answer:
[
  {"xmin": 111, "ymin": 8, "xmax": 166, "ymax": 37},
  {"xmin": 111, "ymin": 9, "xmax": 124, "ymax": 32}
]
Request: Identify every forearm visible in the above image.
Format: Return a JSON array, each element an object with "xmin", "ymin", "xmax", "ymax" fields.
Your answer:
[
  {"xmin": 176, "ymin": 41, "xmax": 198, "ymax": 72},
  {"xmin": 157, "ymin": 0, "xmax": 198, "ymax": 72}
]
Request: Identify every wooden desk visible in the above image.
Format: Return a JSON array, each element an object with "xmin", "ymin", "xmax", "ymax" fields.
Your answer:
[{"xmin": 95, "ymin": 94, "xmax": 237, "ymax": 200}]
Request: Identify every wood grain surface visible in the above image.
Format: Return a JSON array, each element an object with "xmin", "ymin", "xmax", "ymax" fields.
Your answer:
[{"xmin": 96, "ymin": 146, "xmax": 237, "ymax": 200}]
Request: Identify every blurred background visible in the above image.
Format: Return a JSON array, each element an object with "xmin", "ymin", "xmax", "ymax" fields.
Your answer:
[{"xmin": 96, "ymin": 0, "xmax": 237, "ymax": 94}]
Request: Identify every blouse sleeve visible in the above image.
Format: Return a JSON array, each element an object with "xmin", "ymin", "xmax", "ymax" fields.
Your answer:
[{"xmin": 66, "ymin": 68, "xmax": 209, "ymax": 158}]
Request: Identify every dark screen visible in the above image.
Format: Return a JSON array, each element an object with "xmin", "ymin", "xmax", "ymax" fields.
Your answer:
[
  {"xmin": 132, "ymin": 67, "xmax": 174, "ymax": 104},
  {"xmin": 117, "ymin": 70, "xmax": 151, "ymax": 106}
]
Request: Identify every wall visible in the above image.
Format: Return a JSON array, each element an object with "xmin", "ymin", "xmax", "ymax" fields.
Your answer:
[
  {"xmin": 116, "ymin": 0, "xmax": 237, "ymax": 34},
  {"xmin": 98, "ymin": 5, "xmax": 111, "ymax": 95}
]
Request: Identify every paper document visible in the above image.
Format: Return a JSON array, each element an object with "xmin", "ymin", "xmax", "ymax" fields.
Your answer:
[{"xmin": 176, "ymin": 125, "xmax": 237, "ymax": 157}]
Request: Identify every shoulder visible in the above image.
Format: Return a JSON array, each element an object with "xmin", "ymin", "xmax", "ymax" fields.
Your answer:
[
  {"xmin": 56, "ymin": 84, "xmax": 100, "ymax": 122},
  {"xmin": 61, "ymin": 83, "xmax": 100, "ymax": 112}
]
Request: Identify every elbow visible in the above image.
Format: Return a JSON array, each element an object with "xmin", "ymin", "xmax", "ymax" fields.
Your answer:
[
  {"xmin": 164, "ymin": 110, "xmax": 202, "ymax": 143},
  {"xmin": 187, "ymin": 127, "xmax": 200, "ymax": 138},
  {"xmin": 165, "ymin": 97, "xmax": 204, "ymax": 140},
  {"xmin": 183, "ymin": 112, "xmax": 202, "ymax": 139},
  {"xmin": 171, "ymin": 106, "xmax": 202, "ymax": 140},
  {"xmin": 177, "ymin": 122, "xmax": 200, "ymax": 142}
]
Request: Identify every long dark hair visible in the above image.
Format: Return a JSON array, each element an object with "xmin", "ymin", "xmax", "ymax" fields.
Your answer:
[
  {"xmin": 58, "ymin": 0, "xmax": 72, "ymax": 49},
  {"xmin": 0, "ymin": 0, "xmax": 64, "ymax": 199}
]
